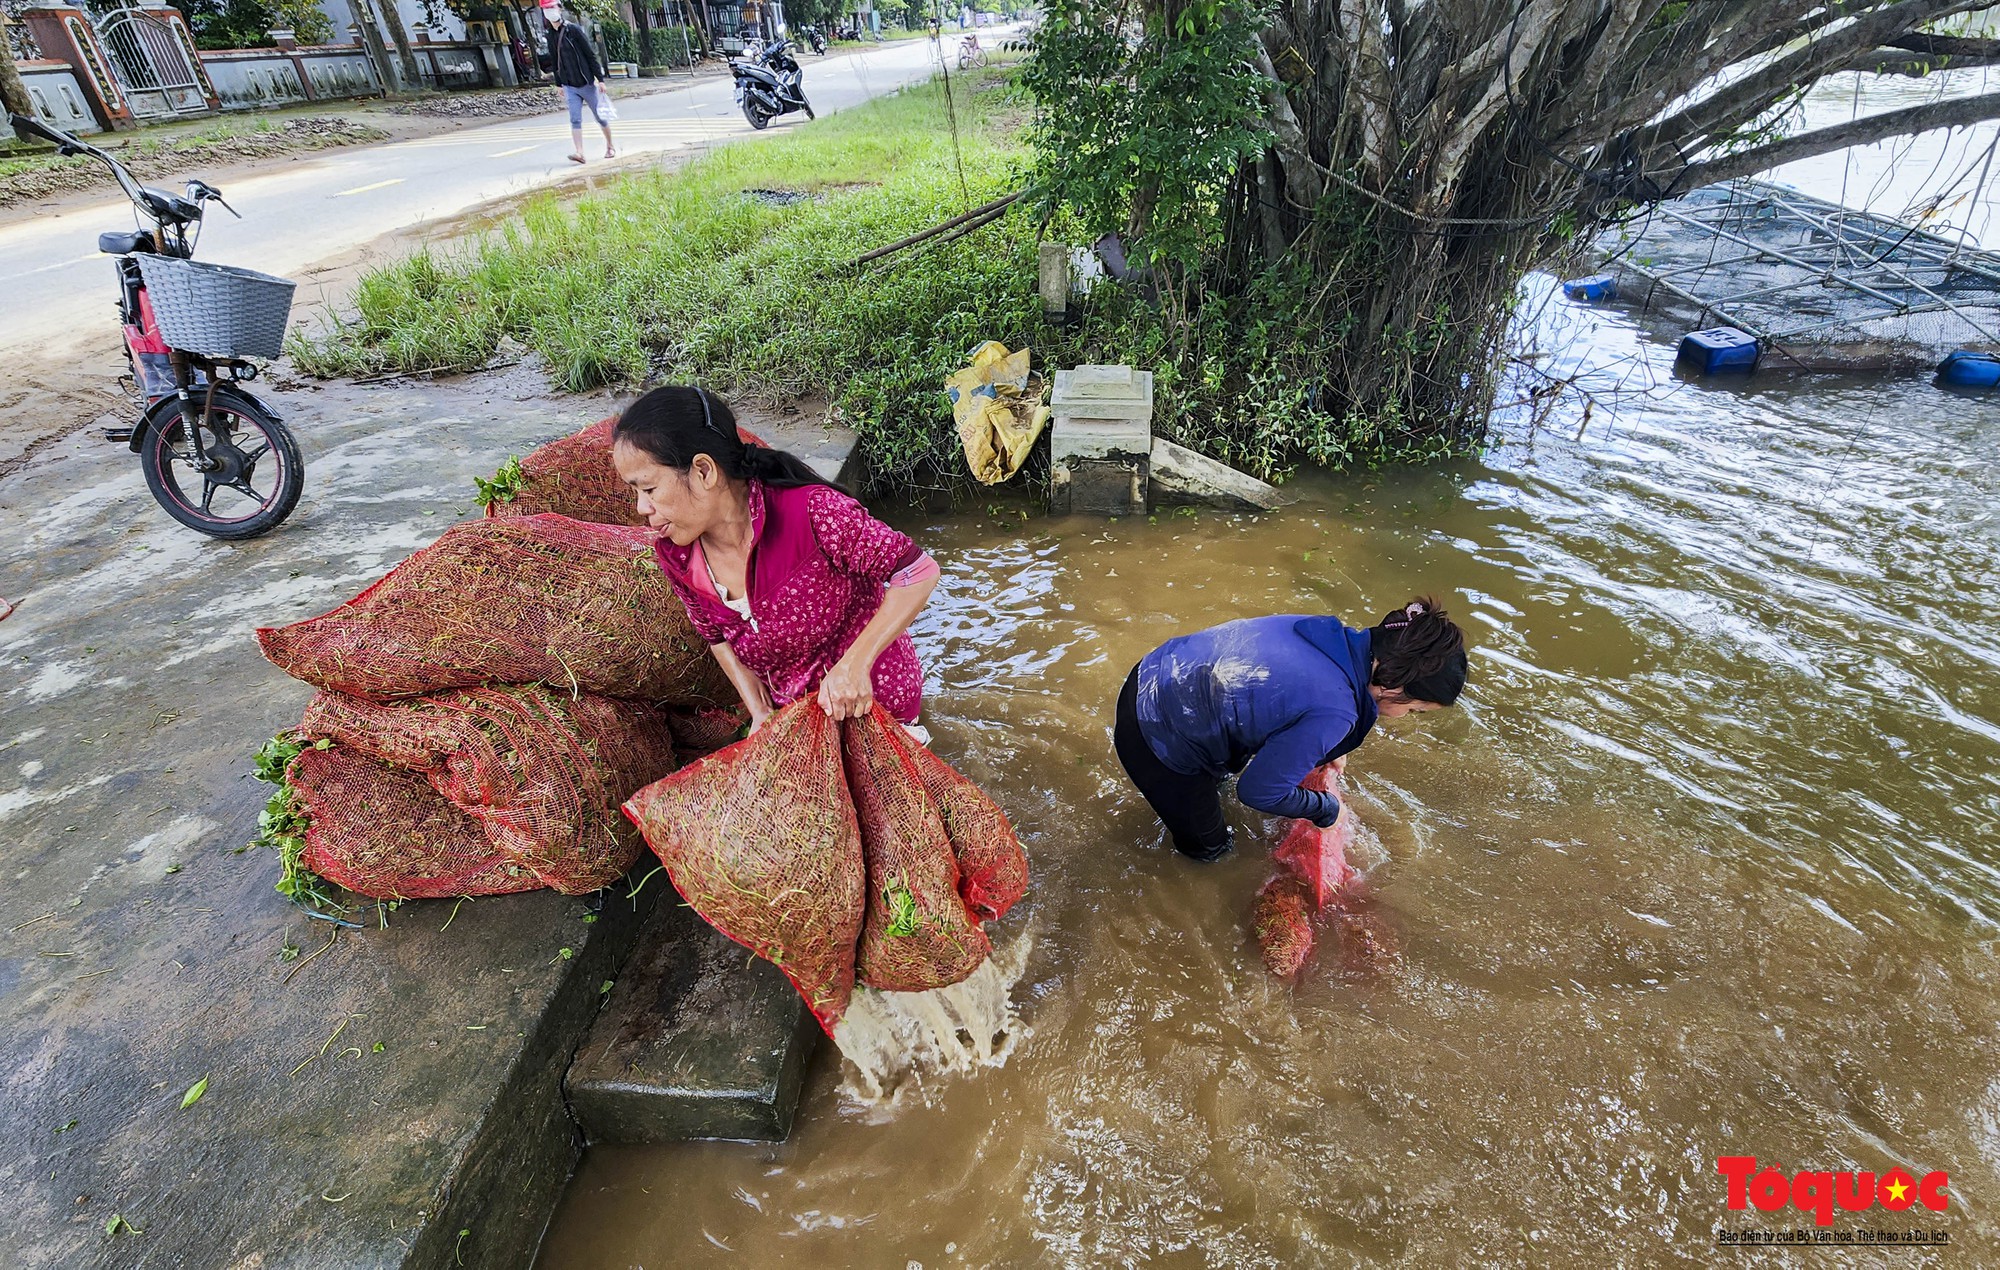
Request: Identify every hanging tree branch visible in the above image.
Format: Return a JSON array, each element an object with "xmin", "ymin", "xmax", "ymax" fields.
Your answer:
[
  {"xmin": 1641, "ymin": 0, "xmax": 1974, "ymax": 153},
  {"xmin": 1662, "ymin": 88, "xmax": 2000, "ymax": 190}
]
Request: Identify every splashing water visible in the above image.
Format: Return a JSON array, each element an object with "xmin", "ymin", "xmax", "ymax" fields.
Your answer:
[{"xmin": 832, "ymin": 929, "xmax": 1033, "ymax": 1104}]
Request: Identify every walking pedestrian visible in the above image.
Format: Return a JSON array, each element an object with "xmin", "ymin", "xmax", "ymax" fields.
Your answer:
[{"xmin": 547, "ymin": 5, "xmax": 614, "ymax": 163}]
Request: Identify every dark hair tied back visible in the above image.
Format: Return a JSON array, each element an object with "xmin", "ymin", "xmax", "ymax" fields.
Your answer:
[
  {"xmin": 611, "ymin": 385, "xmax": 833, "ymax": 491},
  {"xmin": 1370, "ymin": 594, "xmax": 1469, "ymax": 706}
]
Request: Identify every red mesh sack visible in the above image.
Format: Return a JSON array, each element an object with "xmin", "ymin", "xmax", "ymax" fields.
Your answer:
[
  {"xmin": 1253, "ymin": 874, "xmax": 1315, "ymax": 977},
  {"xmin": 1272, "ymin": 765, "xmax": 1357, "ymax": 910},
  {"xmin": 842, "ymin": 710, "xmax": 989, "ymax": 993},
  {"xmin": 664, "ymin": 703, "xmax": 750, "ymax": 761},
  {"xmin": 623, "ymin": 700, "xmax": 865, "ymax": 1033},
  {"xmin": 256, "ymin": 515, "xmax": 730, "ymax": 705},
  {"xmin": 902, "ymin": 737, "xmax": 1029, "ymax": 923},
  {"xmin": 299, "ymin": 685, "xmax": 677, "ymax": 894},
  {"xmin": 486, "ymin": 419, "xmax": 770, "ymax": 527},
  {"xmin": 289, "ymin": 743, "xmax": 534, "ymax": 899},
  {"xmin": 487, "ymin": 418, "xmax": 647, "ymax": 527}
]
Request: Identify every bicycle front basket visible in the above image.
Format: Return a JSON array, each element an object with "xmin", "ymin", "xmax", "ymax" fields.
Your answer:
[{"xmin": 134, "ymin": 255, "xmax": 298, "ymax": 361}]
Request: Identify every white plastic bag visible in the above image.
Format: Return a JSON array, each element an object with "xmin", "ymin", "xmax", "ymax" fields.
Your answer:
[{"xmin": 596, "ymin": 86, "xmax": 619, "ymax": 122}]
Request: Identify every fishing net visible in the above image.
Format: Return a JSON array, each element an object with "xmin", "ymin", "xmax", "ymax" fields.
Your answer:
[
  {"xmin": 1272, "ymin": 765, "xmax": 1358, "ymax": 910},
  {"xmin": 1253, "ymin": 764, "xmax": 1357, "ymax": 978},
  {"xmin": 623, "ymin": 701, "xmax": 866, "ymax": 1033},
  {"xmin": 843, "ymin": 710, "xmax": 990, "ymax": 993},
  {"xmin": 484, "ymin": 419, "xmax": 773, "ymax": 527},
  {"xmin": 299, "ymin": 685, "xmax": 676, "ymax": 894},
  {"xmin": 288, "ymin": 743, "xmax": 535, "ymax": 900},
  {"xmin": 256, "ymin": 514, "xmax": 731, "ymax": 705},
  {"xmin": 486, "ymin": 418, "xmax": 647, "ymax": 527},
  {"xmin": 903, "ymin": 736, "xmax": 1029, "ymax": 924}
]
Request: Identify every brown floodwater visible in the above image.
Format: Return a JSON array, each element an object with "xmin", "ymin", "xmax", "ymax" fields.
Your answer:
[{"xmin": 537, "ymin": 288, "xmax": 2000, "ymax": 1264}]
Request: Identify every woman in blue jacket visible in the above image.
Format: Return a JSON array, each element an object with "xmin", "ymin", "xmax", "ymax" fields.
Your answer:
[{"xmin": 1114, "ymin": 597, "xmax": 1468, "ymax": 861}]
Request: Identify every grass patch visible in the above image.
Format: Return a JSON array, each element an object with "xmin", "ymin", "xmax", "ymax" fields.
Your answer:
[{"xmin": 249, "ymin": 732, "xmax": 349, "ymax": 918}]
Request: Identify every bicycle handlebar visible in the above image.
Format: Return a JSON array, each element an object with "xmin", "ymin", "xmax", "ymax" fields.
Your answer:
[{"xmin": 8, "ymin": 111, "xmax": 165, "ymax": 229}]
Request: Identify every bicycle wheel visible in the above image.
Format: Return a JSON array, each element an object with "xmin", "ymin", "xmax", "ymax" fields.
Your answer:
[{"xmin": 141, "ymin": 386, "xmax": 305, "ymax": 540}]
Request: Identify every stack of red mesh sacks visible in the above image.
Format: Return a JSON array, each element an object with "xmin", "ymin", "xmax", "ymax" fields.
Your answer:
[
  {"xmin": 256, "ymin": 513, "xmax": 738, "ymax": 899},
  {"xmin": 483, "ymin": 417, "xmax": 766, "ymax": 528},
  {"xmin": 1253, "ymin": 763, "xmax": 1361, "ymax": 976},
  {"xmin": 623, "ymin": 701, "xmax": 1029, "ymax": 1034}
]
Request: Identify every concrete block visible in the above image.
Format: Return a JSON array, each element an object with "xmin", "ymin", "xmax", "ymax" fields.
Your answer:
[
  {"xmin": 1039, "ymin": 242, "xmax": 1068, "ymax": 317},
  {"xmin": 1052, "ymin": 365, "xmax": 1154, "ymax": 421},
  {"xmin": 1051, "ymin": 454, "xmax": 1148, "ymax": 517},
  {"xmin": 1149, "ymin": 437, "xmax": 1295, "ymax": 513},
  {"xmin": 566, "ymin": 902, "xmax": 820, "ymax": 1144},
  {"xmin": 1050, "ymin": 365, "xmax": 1154, "ymax": 470}
]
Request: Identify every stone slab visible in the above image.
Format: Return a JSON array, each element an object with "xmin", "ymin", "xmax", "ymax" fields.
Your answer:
[
  {"xmin": 749, "ymin": 412, "xmax": 864, "ymax": 491},
  {"xmin": 0, "ymin": 372, "xmax": 855, "ymax": 1269},
  {"xmin": 1148, "ymin": 437, "xmax": 1296, "ymax": 513},
  {"xmin": 566, "ymin": 902, "xmax": 820, "ymax": 1144}
]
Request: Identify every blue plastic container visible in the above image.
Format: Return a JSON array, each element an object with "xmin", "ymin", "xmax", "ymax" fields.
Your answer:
[
  {"xmin": 1677, "ymin": 327, "xmax": 1760, "ymax": 375},
  {"xmin": 1561, "ymin": 273, "xmax": 1619, "ymax": 303},
  {"xmin": 1937, "ymin": 350, "xmax": 2000, "ymax": 387}
]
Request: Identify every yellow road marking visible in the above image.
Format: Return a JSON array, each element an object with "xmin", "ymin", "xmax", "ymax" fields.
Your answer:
[{"xmin": 332, "ymin": 178, "xmax": 404, "ymax": 197}]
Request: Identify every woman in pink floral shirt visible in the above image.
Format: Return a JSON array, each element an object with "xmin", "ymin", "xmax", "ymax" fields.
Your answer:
[{"xmin": 610, "ymin": 385, "xmax": 939, "ymax": 728}]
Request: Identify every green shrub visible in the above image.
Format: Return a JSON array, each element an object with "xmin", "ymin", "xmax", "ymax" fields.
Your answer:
[{"xmin": 599, "ymin": 17, "xmax": 636, "ymax": 63}]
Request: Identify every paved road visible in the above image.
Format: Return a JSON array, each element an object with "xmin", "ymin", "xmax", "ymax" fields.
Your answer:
[{"xmin": 0, "ymin": 34, "xmax": 981, "ymax": 358}]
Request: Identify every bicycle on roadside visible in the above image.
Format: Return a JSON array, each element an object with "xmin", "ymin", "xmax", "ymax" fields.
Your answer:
[
  {"xmin": 956, "ymin": 32, "xmax": 988, "ymax": 70},
  {"xmin": 8, "ymin": 113, "xmax": 304, "ymax": 539}
]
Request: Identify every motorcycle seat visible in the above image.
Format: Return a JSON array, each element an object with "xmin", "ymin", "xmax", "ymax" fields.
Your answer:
[{"xmin": 99, "ymin": 230, "xmax": 149, "ymax": 255}]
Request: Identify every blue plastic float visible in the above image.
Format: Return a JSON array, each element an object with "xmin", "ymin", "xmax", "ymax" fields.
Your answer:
[
  {"xmin": 1936, "ymin": 350, "xmax": 2000, "ymax": 388},
  {"xmin": 1677, "ymin": 327, "xmax": 1760, "ymax": 375},
  {"xmin": 1561, "ymin": 273, "xmax": 1618, "ymax": 303}
]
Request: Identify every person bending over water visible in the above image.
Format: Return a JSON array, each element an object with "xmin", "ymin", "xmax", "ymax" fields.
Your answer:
[
  {"xmin": 612, "ymin": 385, "xmax": 940, "ymax": 731},
  {"xmin": 1114, "ymin": 598, "xmax": 1467, "ymax": 860}
]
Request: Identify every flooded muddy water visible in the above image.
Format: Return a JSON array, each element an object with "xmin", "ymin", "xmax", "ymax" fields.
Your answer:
[
  {"xmin": 539, "ymin": 317, "xmax": 2000, "ymax": 1265},
  {"xmin": 537, "ymin": 75, "xmax": 2000, "ymax": 1268}
]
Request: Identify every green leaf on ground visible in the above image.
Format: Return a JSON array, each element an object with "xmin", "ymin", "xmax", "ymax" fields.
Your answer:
[{"xmin": 180, "ymin": 1077, "xmax": 208, "ymax": 1109}]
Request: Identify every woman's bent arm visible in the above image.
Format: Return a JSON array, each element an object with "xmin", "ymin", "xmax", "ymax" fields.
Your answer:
[
  {"xmin": 711, "ymin": 641, "xmax": 774, "ymax": 729},
  {"xmin": 817, "ymin": 573, "xmax": 939, "ymax": 720}
]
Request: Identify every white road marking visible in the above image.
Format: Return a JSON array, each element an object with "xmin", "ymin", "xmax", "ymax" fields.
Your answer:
[
  {"xmin": 489, "ymin": 144, "xmax": 541, "ymax": 157},
  {"xmin": 331, "ymin": 178, "xmax": 405, "ymax": 197}
]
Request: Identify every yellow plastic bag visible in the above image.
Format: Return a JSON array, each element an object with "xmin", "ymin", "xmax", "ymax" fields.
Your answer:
[{"xmin": 945, "ymin": 341, "xmax": 1052, "ymax": 485}]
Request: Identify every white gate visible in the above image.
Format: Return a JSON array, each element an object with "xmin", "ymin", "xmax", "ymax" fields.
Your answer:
[{"xmin": 96, "ymin": 9, "xmax": 210, "ymax": 118}]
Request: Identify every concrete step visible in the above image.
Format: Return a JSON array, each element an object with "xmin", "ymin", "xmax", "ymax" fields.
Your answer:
[{"xmin": 565, "ymin": 901, "xmax": 820, "ymax": 1144}]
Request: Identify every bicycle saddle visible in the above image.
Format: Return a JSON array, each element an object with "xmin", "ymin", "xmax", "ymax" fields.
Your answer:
[{"xmin": 99, "ymin": 230, "xmax": 152, "ymax": 255}]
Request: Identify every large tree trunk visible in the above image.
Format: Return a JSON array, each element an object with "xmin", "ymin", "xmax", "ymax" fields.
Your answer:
[
  {"xmin": 1, "ymin": 13, "xmax": 35, "ymax": 120},
  {"xmin": 373, "ymin": 0, "xmax": 424, "ymax": 90}
]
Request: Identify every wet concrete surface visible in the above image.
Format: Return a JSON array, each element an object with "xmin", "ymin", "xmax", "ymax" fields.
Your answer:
[
  {"xmin": 566, "ymin": 902, "xmax": 820, "ymax": 1146},
  {"xmin": 0, "ymin": 365, "xmax": 855, "ymax": 1267}
]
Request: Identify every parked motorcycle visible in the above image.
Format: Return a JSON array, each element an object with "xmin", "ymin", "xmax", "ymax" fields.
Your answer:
[
  {"xmin": 798, "ymin": 24, "xmax": 829, "ymax": 54},
  {"xmin": 731, "ymin": 37, "xmax": 814, "ymax": 130},
  {"xmin": 7, "ymin": 113, "xmax": 304, "ymax": 539}
]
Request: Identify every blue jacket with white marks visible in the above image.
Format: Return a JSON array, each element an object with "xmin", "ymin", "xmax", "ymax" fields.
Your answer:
[{"xmin": 1133, "ymin": 615, "xmax": 1378, "ymax": 826}]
